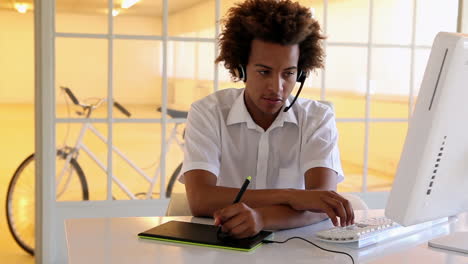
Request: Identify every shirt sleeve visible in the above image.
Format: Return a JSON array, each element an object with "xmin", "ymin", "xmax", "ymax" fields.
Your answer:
[
  {"xmin": 179, "ymin": 103, "xmax": 221, "ymax": 183},
  {"xmin": 300, "ymin": 105, "xmax": 344, "ymax": 183}
]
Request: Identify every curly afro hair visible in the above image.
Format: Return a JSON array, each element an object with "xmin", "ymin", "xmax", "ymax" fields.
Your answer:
[{"xmin": 215, "ymin": 0, "xmax": 325, "ymax": 81}]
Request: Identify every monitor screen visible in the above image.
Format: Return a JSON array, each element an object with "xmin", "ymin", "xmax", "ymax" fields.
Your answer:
[{"xmin": 385, "ymin": 32, "xmax": 468, "ymax": 254}]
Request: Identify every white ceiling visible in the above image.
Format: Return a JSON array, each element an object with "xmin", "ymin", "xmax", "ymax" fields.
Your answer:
[{"xmin": 1, "ymin": 0, "xmax": 209, "ymax": 16}]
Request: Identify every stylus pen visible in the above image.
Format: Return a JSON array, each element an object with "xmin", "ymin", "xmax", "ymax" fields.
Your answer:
[
  {"xmin": 233, "ymin": 176, "xmax": 252, "ymax": 204},
  {"xmin": 217, "ymin": 176, "xmax": 252, "ymax": 235}
]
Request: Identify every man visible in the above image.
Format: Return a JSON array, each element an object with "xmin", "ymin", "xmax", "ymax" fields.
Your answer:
[{"xmin": 179, "ymin": 0, "xmax": 354, "ymax": 239}]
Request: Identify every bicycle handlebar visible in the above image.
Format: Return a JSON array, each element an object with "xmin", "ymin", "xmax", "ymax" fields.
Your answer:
[
  {"xmin": 114, "ymin": 101, "xmax": 131, "ymax": 117},
  {"xmin": 62, "ymin": 86, "xmax": 80, "ymax": 105},
  {"xmin": 60, "ymin": 86, "xmax": 131, "ymax": 117}
]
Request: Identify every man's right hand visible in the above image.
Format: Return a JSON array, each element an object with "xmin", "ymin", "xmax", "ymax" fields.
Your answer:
[
  {"xmin": 287, "ymin": 190, "xmax": 354, "ymax": 227},
  {"xmin": 213, "ymin": 202, "xmax": 265, "ymax": 239}
]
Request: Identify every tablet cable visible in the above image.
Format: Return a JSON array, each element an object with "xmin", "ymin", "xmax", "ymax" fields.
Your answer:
[{"xmin": 262, "ymin": 237, "xmax": 354, "ymax": 264}]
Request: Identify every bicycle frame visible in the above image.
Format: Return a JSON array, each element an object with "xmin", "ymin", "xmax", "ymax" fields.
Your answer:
[{"xmin": 58, "ymin": 120, "xmax": 185, "ymax": 200}]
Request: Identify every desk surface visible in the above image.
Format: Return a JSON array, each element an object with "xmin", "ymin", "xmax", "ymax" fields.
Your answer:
[{"xmin": 65, "ymin": 210, "xmax": 468, "ymax": 264}]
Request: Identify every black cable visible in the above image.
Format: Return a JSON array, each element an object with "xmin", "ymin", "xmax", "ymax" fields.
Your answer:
[
  {"xmin": 283, "ymin": 78, "xmax": 306, "ymax": 112},
  {"xmin": 263, "ymin": 237, "xmax": 354, "ymax": 264}
]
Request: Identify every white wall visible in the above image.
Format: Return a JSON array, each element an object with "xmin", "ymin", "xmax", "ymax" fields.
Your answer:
[
  {"xmin": 0, "ymin": 11, "xmax": 34, "ymax": 103},
  {"xmin": 0, "ymin": 10, "xmax": 163, "ymax": 104}
]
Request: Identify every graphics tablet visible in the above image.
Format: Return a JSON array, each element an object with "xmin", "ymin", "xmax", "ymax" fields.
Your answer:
[{"xmin": 138, "ymin": 220, "xmax": 273, "ymax": 252}]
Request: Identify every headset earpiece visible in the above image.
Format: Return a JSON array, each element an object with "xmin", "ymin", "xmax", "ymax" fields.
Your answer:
[
  {"xmin": 233, "ymin": 65, "xmax": 246, "ymax": 82},
  {"xmin": 296, "ymin": 70, "xmax": 306, "ymax": 83}
]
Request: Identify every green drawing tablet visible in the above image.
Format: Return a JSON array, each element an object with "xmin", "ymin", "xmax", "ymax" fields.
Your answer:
[{"xmin": 138, "ymin": 220, "xmax": 273, "ymax": 252}]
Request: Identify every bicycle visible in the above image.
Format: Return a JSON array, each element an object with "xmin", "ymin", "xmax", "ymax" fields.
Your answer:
[{"xmin": 6, "ymin": 87, "xmax": 186, "ymax": 255}]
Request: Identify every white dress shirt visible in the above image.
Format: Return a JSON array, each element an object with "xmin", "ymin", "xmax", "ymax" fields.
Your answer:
[{"xmin": 180, "ymin": 88, "xmax": 344, "ymax": 190}]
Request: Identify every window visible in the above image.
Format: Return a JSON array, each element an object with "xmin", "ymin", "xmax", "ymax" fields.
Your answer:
[
  {"xmin": 52, "ymin": 0, "xmax": 459, "ymax": 198},
  {"xmin": 3, "ymin": 0, "xmax": 461, "ymax": 204},
  {"xmin": 161, "ymin": 0, "xmax": 459, "ymax": 192}
]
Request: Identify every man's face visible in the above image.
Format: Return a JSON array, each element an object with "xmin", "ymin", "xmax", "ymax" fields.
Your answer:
[{"xmin": 244, "ymin": 39, "xmax": 300, "ymax": 119}]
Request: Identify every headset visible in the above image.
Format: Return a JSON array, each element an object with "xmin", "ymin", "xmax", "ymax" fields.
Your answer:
[{"xmin": 234, "ymin": 64, "xmax": 307, "ymax": 112}]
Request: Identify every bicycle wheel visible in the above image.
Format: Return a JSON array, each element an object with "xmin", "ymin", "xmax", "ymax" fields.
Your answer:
[
  {"xmin": 5, "ymin": 151, "xmax": 89, "ymax": 256},
  {"xmin": 166, "ymin": 163, "xmax": 182, "ymax": 198}
]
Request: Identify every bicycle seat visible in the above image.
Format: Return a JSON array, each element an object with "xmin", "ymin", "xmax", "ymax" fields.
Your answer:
[{"xmin": 157, "ymin": 107, "xmax": 188, "ymax": 119}]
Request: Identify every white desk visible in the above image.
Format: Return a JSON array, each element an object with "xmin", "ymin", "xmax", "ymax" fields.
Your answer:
[{"xmin": 65, "ymin": 210, "xmax": 468, "ymax": 264}]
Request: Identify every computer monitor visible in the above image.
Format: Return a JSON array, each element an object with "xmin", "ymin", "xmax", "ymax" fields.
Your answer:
[{"xmin": 385, "ymin": 32, "xmax": 468, "ymax": 253}]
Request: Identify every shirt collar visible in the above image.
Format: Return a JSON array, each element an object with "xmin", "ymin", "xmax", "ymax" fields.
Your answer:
[{"xmin": 226, "ymin": 89, "xmax": 298, "ymax": 129}]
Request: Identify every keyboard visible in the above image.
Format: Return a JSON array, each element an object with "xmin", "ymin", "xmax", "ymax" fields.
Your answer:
[
  {"xmin": 315, "ymin": 216, "xmax": 448, "ymax": 248},
  {"xmin": 315, "ymin": 217, "xmax": 396, "ymax": 243}
]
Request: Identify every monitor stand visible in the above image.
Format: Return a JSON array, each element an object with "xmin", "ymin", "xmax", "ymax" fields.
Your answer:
[{"xmin": 428, "ymin": 232, "xmax": 468, "ymax": 254}]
